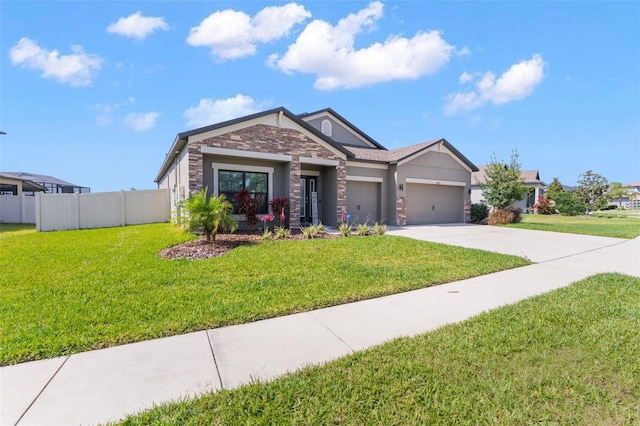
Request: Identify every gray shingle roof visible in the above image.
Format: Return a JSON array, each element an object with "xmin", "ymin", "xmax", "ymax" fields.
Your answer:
[{"xmin": 472, "ymin": 166, "xmax": 545, "ymax": 185}]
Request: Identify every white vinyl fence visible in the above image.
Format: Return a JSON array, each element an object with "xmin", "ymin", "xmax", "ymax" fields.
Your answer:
[
  {"xmin": 0, "ymin": 195, "xmax": 37, "ymax": 223},
  {"xmin": 36, "ymin": 188, "xmax": 170, "ymax": 231}
]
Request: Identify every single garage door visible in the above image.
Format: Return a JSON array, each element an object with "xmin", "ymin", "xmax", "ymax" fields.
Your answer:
[
  {"xmin": 346, "ymin": 181, "xmax": 380, "ymax": 224},
  {"xmin": 406, "ymin": 183, "xmax": 463, "ymax": 224}
]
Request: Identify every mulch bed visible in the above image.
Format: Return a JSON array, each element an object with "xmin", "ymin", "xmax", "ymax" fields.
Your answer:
[{"xmin": 158, "ymin": 231, "xmax": 338, "ymax": 260}]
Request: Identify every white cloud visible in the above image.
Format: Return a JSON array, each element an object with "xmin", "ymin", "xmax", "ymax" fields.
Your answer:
[
  {"xmin": 459, "ymin": 71, "xmax": 475, "ymax": 84},
  {"xmin": 269, "ymin": 1, "xmax": 455, "ymax": 90},
  {"xmin": 8, "ymin": 37, "xmax": 102, "ymax": 87},
  {"xmin": 107, "ymin": 12, "xmax": 168, "ymax": 40},
  {"xmin": 124, "ymin": 112, "xmax": 160, "ymax": 131},
  {"xmin": 92, "ymin": 97, "xmax": 136, "ymax": 127},
  {"xmin": 186, "ymin": 3, "xmax": 310, "ymax": 60},
  {"xmin": 443, "ymin": 54, "xmax": 545, "ymax": 115},
  {"xmin": 184, "ymin": 94, "xmax": 269, "ymax": 128}
]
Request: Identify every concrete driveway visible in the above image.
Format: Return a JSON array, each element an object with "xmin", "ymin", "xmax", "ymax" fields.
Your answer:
[{"xmin": 387, "ymin": 223, "xmax": 631, "ymax": 263}]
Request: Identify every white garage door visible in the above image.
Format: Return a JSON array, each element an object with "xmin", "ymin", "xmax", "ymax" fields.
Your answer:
[
  {"xmin": 346, "ymin": 181, "xmax": 380, "ymax": 224},
  {"xmin": 406, "ymin": 183, "xmax": 463, "ymax": 224}
]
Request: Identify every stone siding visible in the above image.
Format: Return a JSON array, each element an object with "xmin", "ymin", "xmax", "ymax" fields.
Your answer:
[{"xmin": 191, "ymin": 124, "xmax": 345, "ymax": 228}]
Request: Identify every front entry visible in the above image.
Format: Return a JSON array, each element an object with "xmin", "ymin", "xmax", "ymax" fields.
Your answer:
[{"xmin": 300, "ymin": 176, "xmax": 318, "ymax": 225}]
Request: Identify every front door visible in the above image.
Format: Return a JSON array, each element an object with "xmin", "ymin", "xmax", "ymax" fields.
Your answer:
[{"xmin": 300, "ymin": 176, "xmax": 318, "ymax": 224}]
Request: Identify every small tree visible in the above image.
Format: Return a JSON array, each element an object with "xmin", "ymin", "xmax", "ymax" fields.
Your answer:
[
  {"xmin": 574, "ymin": 170, "xmax": 611, "ymax": 213},
  {"xmin": 181, "ymin": 189, "xmax": 236, "ymax": 241},
  {"xmin": 481, "ymin": 149, "xmax": 528, "ymax": 210},
  {"xmin": 545, "ymin": 177, "xmax": 564, "ymax": 201}
]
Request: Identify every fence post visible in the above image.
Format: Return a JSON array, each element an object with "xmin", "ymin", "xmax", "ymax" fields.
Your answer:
[
  {"xmin": 35, "ymin": 192, "xmax": 41, "ymax": 231},
  {"xmin": 74, "ymin": 193, "xmax": 80, "ymax": 230},
  {"xmin": 120, "ymin": 190, "xmax": 126, "ymax": 226}
]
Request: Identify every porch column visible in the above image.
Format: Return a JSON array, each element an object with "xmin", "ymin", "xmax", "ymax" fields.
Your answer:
[
  {"xmin": 336, "ymin": 159, "xmax": 347, "ymax": 224},
  {"xmin": 289, "ymin": 155, "xmax": 301, "ymax": 229},
  {"xmin": 188, "ymin": 145, "xmax": 203, "ymax": 196}
]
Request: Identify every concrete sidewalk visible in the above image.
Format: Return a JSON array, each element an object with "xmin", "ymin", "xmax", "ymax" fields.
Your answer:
[{"xmin": 2, "ymin": 228, "xmax": 639, "ymax": 425}]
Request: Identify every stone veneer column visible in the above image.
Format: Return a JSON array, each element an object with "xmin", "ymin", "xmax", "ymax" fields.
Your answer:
[
  {"xmin": 464, "ymin": 199, "xmax": 472, "ymax": 223},
  {"xmin": 336, "ymin": 160, "xmax": 347, "ymax": 224},
  {"xmin": 289, "ymin": 155, "xmax": 301, "ymax": 229},
  {"xmin": 396, "ymin": 197, "xmax": 407, "ymax": 226},
  {"xmin": 188, "ymin": 145, "xmax": 203, "ymax": 194}
]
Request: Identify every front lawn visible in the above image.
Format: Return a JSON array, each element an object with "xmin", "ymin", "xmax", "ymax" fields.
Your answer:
[
  {"xmin": 122, "ymin": 273, "xmax": 640, "ymax": 425},
  {"xmin": 505, "ymin": 214, "xmax": 640, "ymax": 239},
  {"xmin": 0, "ymin": 223, "xmax": 529, "ymax": 365}
]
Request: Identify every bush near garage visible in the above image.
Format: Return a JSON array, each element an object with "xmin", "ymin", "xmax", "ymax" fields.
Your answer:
[
  {"xmin": 488, "ymin": 206, "xmax": 522, "ymax": 225},
  {"xmin": 470, "ymin": 203, "xmax": 490, "ymax": 223}
]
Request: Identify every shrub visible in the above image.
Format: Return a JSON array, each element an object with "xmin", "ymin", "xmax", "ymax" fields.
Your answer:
[
  {"xmin": 233, "ymin": 189, "xmax": 262, "ymax": 226},
  {"xmin": 532, "ymin": 195, "xmax": 555, "ymax": 215},
  {"xmin": 372, "ymin": 222, "xmax": 387, "ymax": 235},
  {"xmin": 488, "ymin": 206, "xmax": 521, "ymax": 225},
  {"xmin": 356, "ymin": 223, "xmax": 369, "ymax": 236},
  {"xmin": 470, "ymin": 203, "xmax": 490, "ymax": 223},
  {"xmin": 271, "ymin": 197, "xmax": 289, "ymax": 226},
  {"xmin": 551, "ymin": 191, "xmax": 585, "ymax": 216},
  {"xmin": 180, "ymin": 189, "xmax": 237, "ymax": 241},
  {"xmin": 301, "ymin": 223, "xmax": 325, "ymax": 239},
  {"xmin": 273, "ymin": 226, "xmax": 290, "ymax": 240},
  {"xmin": 338, "ymin": 222, "xmax": 353, "ymax": 237}
]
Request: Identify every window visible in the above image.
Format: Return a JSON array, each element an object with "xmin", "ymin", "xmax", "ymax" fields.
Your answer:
[
  {"xmin": 321, "ymin": 119, "xmax": 332, "ymax": 137},
  {"xmin": 218, "ymin": 170, "xmax": 268, "ymax": 214},
  {"xmin": 0, "ymin": 184, "xmax": 18, "ymax": 195}
]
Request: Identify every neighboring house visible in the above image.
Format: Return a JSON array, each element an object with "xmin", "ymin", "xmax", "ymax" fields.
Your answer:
[
  {"xmin": 0, "ymin": 173, "xmax": 46, "ymax": 195},
  {"xmin": 615, "ymin": 181, "xmax": 640, "ymax": 209},
  {"xmin": 471, "ymin": 167, "xmax": 546, "ymax": 212},
  {"xmin": 0, "ymin": 172, "xmax": 90, "ymax": 194},
  {"xmin": 155, "ymin": 107, "xmax": 478, "ymax": 228}
]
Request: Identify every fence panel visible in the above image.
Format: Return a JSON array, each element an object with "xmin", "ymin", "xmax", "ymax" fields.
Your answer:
[
  {"xmin": 37, "ymin": 194, "xmax": 78, "ymax": 231},
  {"xmin": 36, "ymin": 188, "xmax": 170, "ymax": 231},
  {"xmin": 79, "ymin": 192, "xmax": 123, "ymax": 229},
  {"xmin": 124, "ymin": 189, "xmax": 170, "ymax": 225},
  {"xmin": 0, "ymin": 195, "xmax": 22, "ymax": 223}
]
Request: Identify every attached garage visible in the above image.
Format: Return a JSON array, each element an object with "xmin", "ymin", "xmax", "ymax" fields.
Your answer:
[
  {"xmin": 406, "ymin": 181, "xmax": 464, "ymax": 224},
  {"xmin": 346, "ymin": 180, "xmax": 380, "ymax": 224}
]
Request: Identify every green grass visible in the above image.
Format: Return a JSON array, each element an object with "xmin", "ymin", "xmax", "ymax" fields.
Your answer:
[
  {"xmin": 505, "ymin": 214, "xmax": 640, "ymax": 239},
  {"xmin": 0, "ymin": 223, "xmax": 529, "ymax": 365},
  {"xmin": 121, "ymin": 273, "xmax": 640, "ymax": 425}
]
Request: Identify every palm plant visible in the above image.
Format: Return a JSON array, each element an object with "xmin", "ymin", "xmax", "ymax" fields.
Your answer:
[{"xmin": 181, "ymin": 189, "xmax": 237, "ymax": 241}]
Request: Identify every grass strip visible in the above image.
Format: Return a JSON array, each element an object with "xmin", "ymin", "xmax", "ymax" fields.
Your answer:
[
  {"xmin": 121, "ymin": 273, "xmax": 640, "ymax": 425},
  {"xmin": 1, "ymin": 223, "xmax": 528, "ymax": 365},
  {"xmin": 505, "ymin": 214, "xmax": 640, "ymax": 239}
]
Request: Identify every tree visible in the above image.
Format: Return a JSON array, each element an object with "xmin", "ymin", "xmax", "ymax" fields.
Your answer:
[
  {"xmin": 481, "ymin": 149, "xmax": 528, "ymax": 210},
  {"xmin": 545, "ymin": 177, "xmax": 564, "ymax": 201},
  {"xmin": 181, "ymin": 189, "xmax": 237, "ymax": 241},
  {"xmin": 609, "ymin": 182, "xmax": 631, "ymax": 208},
  {"xmin": 574, "ymin": 170, "xmax": 611, "ymax": 213}
]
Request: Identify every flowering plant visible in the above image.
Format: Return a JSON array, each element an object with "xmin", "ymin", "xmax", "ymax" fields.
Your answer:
[
  {"xmin": 233, "ymin": 189, "xmax": 261, "ymax": 226},
  {"xmin": 271, "ymin": 196, "xmax": 289, "ymax": 226}
]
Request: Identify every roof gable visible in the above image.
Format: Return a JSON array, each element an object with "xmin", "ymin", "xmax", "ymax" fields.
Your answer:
[
  {"xmin": 298, "ymin": 108, "xmax": 386, "ymax": 150},
  {"xmin": 472, "ymin": 167, "xmax": 545, "ymax": 185},
  {"xmin": 155, "ymin": 107, "xmax": 353, "ymax": 183},
  {"xmin": 346, "ymin": 139, "xmax": 478, "ymax": 172}
]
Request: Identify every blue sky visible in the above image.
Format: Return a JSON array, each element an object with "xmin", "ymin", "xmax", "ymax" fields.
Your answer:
[{"xmin": 1, "ymin": 1, "xmax": 638, "ymax": 192}]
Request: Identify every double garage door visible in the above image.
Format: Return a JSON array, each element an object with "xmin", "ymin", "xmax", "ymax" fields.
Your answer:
[{"xmin": 406, "ymin": 183, "xmax": 463, "ymax": 225}]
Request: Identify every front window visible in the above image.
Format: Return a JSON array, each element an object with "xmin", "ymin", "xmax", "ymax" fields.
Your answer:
[{"xmin": 218, "ymin": 170, "xmax": 268, "ymax": 214}]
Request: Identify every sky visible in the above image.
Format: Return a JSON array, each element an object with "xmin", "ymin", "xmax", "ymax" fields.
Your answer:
[{"xmin": 1, "ymin": 1, "xmax": 639, "ymax": 193}]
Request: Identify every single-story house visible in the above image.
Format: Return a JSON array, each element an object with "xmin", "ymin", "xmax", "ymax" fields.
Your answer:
[
  {"xmin": 0, "ymin": 173, "xmax": 46, "ymax": 196},
  {"xmin": 155, "ymin": 107, "xmax": 478, "ymax": 228},
  {"xmin": 471, "ymin": 166, "xmax": 546, "ymax": 212},
  {"xmin": 0, "ymin": 172, "xmax": 90, "ymax": 195}
]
